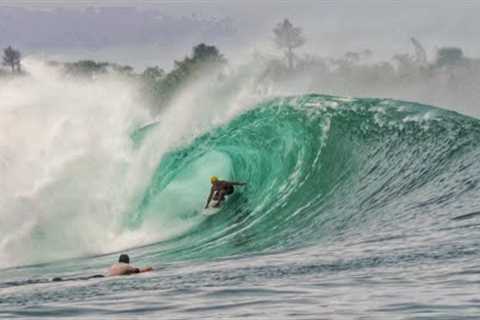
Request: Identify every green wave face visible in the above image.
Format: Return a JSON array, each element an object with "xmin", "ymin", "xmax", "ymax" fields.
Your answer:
[{"xmin": 129, "ymin": 94, "xmax": 480, "ymax": 262}]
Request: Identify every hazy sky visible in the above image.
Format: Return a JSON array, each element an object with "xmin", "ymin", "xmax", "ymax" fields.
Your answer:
[{"xmin": 1, "ymin": 1, "xmax": 479, "ymax": 69}]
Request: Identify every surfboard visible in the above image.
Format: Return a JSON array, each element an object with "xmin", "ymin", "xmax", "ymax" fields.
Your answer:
[
  {"xmin": 203, "ymin": 209, "xmax": 220, "ymax": 216},
  {"xmin": 202, "ymin": 203, "xmax": 221, "ymax": 216}
]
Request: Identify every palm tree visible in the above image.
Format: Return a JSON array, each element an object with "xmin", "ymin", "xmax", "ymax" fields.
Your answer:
[{"xmin": 273, "ymin": 19, "xmax": 305, "ymax": 70}]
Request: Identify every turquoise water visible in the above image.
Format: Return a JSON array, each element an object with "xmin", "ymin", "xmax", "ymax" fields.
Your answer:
[{"xmin": 2, "ymin": 94, "xmax": 480, "ymax": 319}]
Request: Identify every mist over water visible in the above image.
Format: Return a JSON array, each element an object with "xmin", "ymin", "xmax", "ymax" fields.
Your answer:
[
  {"xmin": 0, "ymin": 60, "xmax": 158, "ymax": 267},
  {"xmin": 0, "ymin": 58, "xmax": 267, "ymax": 268}
]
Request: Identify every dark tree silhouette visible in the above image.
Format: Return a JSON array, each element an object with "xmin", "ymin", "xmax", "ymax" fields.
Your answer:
[
  {"xmin": 2, "ymin": 46, "xmax": 21, "ymax": 72},
  {"xmin": 273, "ymin": 19, "xmax": 305, "ymax": 70},
  {"xmin": 110, "ymin": 63, "xmax": 134, "ymax": 75},
  {"xmin": 167, "ymin": 43, "xmax": 226, "ymax": 85},
  {"xmin": 64, "ymin": 60, "xmax": 108, "ymax": 77},
  {"xmin": 192, "ymin": 43, "xmax": 226, "ymax": 64},
  {"xmin": 436, "ymin": 47, "xmax": 464, "ymax": 68},
  {"xmin": 142, "ymin": 66, "xmax": 165, "ymax": 82},
  {"xmin": 143, "ymin": 43, "xmax": 226, "ymax": 108}
]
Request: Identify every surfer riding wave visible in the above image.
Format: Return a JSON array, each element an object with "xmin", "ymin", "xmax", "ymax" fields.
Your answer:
[{"xmin": 205, "ymin": 176, "xmax": 246, "ymax": 208}]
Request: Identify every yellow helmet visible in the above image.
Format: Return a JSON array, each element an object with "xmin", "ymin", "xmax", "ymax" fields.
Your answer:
[{"xmin": 210, "ymin": 176, "xmax": 218, "ymax": 184}]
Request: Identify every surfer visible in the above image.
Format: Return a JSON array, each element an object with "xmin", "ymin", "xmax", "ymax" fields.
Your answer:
[
  {"xmin": 51, "ymin": 254, "xmax": 151, "ymax": 281},
  {"xmin": 107, "ymin": 254, "xmax": 153, "ymax": 276},
  {"xmin": 205, "ymin": 176, "xmax": 246, "ymax": 208}
]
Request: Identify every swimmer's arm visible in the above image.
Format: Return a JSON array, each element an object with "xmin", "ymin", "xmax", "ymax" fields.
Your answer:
[
  {"xmin": 126, "ymin": 266, "xmax": 140, "ymax": 274},
  {"xmin": 205, "ymin": 188, "xmax": 214, "ymax": 208},
  {"xmin": 127, "ymin": 266, "xmax": 153, "ymax": 274}
]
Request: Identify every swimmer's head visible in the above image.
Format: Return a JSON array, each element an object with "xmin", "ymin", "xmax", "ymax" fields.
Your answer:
[
  {"xmin": 210, "ymin": 176, "xmax": 218, "ymax": 184},
  {"xmin": 119, "ymin": 254, "xmax": 130, "ymax": 264}
]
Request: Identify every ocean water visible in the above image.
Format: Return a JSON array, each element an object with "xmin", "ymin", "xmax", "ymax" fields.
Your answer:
[{"xmin": 2, "ymin": 91, "xmax": 480, "ymax": 319}]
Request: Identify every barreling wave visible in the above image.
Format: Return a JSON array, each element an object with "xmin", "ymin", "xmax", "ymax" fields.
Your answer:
[{"xmin": 126, "ymin": 94, "xmax": 480, "ymax": 262}]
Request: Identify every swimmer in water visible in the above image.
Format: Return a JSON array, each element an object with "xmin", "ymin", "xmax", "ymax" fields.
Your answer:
[{"xmin": 107, "ymin": 254, "xmax": 153, "ymax": 276}]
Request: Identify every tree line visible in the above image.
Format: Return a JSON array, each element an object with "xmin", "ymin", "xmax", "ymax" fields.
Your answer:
[{"xmin": 2, "ymin": 18, "xmax": 479, "ymax": 114}]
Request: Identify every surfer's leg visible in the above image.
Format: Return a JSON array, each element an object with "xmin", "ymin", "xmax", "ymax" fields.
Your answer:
[{"xmin": 213, "ymin": 191, "xmax": 226, "ymax": 207}]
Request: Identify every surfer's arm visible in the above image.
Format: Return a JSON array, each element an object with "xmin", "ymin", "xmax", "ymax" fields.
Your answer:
[
  {"xmin": 205, "ymin": 188, "xmax": 214, "ymax": 208},
  {"xmin": 229, "ymin": 181, "xmax": 247, "ymax": 186}
]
